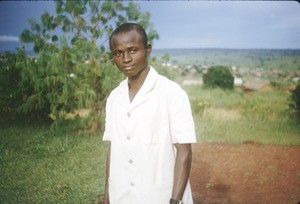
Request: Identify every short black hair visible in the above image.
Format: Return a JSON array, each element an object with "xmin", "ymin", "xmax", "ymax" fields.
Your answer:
[{"xmin": 109, "ymin": 23, "xmax": 148, "ymax": 49}]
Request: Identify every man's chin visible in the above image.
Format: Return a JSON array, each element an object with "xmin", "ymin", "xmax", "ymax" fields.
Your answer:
[{"xmin": 122, "ymin": 70, "xmax": 134, "ymax": 76}]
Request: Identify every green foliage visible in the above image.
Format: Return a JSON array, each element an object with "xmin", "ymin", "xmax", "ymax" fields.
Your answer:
[
  {"xmin": 0, "ymin": 50, "xmax": 22, "ymax": 120},
  {"xmin": 190, "ymin": 97, "xmax": 209, "ymax": 117},
  {"xmin": 289, "ymin": 83, "xmax": 300, "ymax": 121},
  {"xmin": 0, "ymin": 47, "xmax": 48, "ymax": 121},
  {"xmin": 20, "ymin": 1, "xmax": 158, "ymax": 50},
  {"xmin": 18, "ymin": 0, "xmax": 159, "ymax": 131},
  {"xmin": 203, "ymin": 66, "xmax": 234, "ymax": 89},
  {"xmin": 239, "ymin": 90, "xmax": 289, "ymax": 120}
]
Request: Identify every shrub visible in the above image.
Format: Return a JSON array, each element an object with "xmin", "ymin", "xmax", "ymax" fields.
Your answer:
[
  {"xmin": 203, "ymin": 66, "xmax": 234, "ymax": 89},
  {"xmin": 289, "ymin": 83, "xmax": 300, "ymax": 121},
  {"xmin": 0, "ymin": 49, "xmax": 25, "ymax": 120},
  {"xmin": 0, "ymin": 48, "xmax": 50, "ymax": 122}
]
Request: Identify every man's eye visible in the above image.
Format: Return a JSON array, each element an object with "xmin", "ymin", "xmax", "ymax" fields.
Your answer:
[
  {"xmin": 130, "ymin": 49, "xmax": 137, "ymax": 54},
  {"xmin": 114, "ymin": 52, "xmax": 122, "ymax": 57}
]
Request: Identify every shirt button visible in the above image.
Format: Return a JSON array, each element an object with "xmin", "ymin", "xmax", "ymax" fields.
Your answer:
[
  {"xmin": 129, "ymin": 159, "xmax": 133, "ymax": 164},
  {"xmin": 127, "ymin": 135, "xmax": 131, "ymax": 140},
  {"xmin": 130, "ymin": 181, "xmax": 135, "ymax": 186},
  {"xmin": 127, "ymin": 112, "xmax": 131, "ymax": 117}
]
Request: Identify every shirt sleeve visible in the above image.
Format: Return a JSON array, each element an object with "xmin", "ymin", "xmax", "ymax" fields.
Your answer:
[
  {"xmin": 103, "ymin": 95, "xmax": 112, "ymax": 141},
  {"xmin": 168, "ymin": 86, "xmax": 197, "ymax": 144}
]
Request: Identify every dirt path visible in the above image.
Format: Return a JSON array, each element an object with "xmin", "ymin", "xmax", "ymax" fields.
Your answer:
[{"xmin": 190, "ymin": 142, "xmax": 300, "ymax": 204}]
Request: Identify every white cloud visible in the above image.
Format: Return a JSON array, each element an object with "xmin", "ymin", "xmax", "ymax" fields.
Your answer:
[{"xmin": 0, "ymin": 35, "xmax": 19, "ymax": 42}]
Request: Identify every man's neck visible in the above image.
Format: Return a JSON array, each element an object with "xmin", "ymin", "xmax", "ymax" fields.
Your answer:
[
  {"xmin": 128, "ymin": 65, "xmax": 150, "ymax": 102},
  {"xmin": 128, "ymin": 65, "xmax": 150, "ymax": 91}
]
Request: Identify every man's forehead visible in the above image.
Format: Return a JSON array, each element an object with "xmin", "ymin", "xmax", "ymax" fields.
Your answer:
[
  {"xmin": 111, "ymin": 30, "xmax": 143, "ymax": 48},
  {"xmin": 112, "ymin": 29, "xmax": 141, "ymax": 40}
]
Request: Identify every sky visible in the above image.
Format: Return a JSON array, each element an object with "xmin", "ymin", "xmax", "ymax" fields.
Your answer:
[{"xmin": 0, "ymin": 1, "xmax": 300, "ymax": 51}]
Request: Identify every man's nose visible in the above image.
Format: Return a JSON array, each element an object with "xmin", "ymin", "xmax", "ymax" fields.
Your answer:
[{"xmin": 122, "ymin": 52, "xmax": 132, "ymax": 63}]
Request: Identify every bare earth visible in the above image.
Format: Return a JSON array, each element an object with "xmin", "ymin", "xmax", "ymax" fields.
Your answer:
[{"xmin": 191, "ymin": 142, "xmax": 300, "ymax": 204}]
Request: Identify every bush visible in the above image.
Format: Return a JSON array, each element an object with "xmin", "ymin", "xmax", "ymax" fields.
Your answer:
[
  {"xmin": 289, "ymin": 83, "xmax": 300, "ymax": 121},
  {"xmin": 0, "ymin": 47, "xmax": 32, "ymax": 121},
  {"xmin": 0, "ymin": 48, "xmax": 50, "ymax": 122},
  {"xmin": 0, "ymin": 50, "xmax": 24, "ymax": 120},
  {"xmin": 203, "ymin": 66, "xmax": 234, "ymax": 89}
]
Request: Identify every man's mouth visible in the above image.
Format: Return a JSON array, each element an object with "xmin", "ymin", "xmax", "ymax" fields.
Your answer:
[{"xmin": 123, "ymin": 65, "xmax": 134, "ymax": 71}]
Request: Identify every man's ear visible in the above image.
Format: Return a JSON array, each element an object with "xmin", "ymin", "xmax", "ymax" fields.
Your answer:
[{"xmin": 146, "ymin": 44, "xmax": 152, "ymax": 56}]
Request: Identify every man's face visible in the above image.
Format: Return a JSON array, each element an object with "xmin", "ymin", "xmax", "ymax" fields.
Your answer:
[{"xmin": 110, "ymin": 29, "xmax": 151, "ymax": 78}]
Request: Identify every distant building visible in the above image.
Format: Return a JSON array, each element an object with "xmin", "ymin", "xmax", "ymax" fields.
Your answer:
[{"xmin": 234, "ymin": 77, "xmax": 243, "ymax": 87}]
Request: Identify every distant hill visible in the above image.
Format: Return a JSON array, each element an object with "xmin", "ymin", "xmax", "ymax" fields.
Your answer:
[{"xmin": 152, "ymin": 48, "xmax": 300, "ymax": 71}]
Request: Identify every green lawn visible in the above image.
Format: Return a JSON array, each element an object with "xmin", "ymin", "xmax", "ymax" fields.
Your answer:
[{"xmin": 0, "ymin": 122, "xmax": 107, "ymax": 203}]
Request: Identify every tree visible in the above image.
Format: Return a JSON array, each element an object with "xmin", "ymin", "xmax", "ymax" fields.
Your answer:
[
  {"xmin": 203, "ymin": 66, "xmax": 234, "ymax": 90},
  {"xmin": 19, "ymin": 0, "xmax": 159, "ymax": 131}
]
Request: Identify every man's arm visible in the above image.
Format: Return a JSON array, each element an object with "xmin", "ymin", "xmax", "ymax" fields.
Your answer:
[
  {"xmin": 103, "ymin": 143, "xmax": 111, "ymax": 204},
  {"xmin": 171, "ymin": 143, "xmax": 192, "ymax": 202}
]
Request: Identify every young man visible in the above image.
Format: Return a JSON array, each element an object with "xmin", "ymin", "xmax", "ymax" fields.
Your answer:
[{"xmin": 103, "ymin": 23, "xmax": 196, "ymax": 204}]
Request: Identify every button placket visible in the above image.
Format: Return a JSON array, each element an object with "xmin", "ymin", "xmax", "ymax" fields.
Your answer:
[
  {"xmin": 125, "ymin": 109, "xmax": 133, "ymax": 143},
  {"xmin": 125, "ymin": 109, "xmax": 136, "ymax": 191},
  {"xmin": 126, "ymin": 113, "xmax": 134, "ymax": 169}
]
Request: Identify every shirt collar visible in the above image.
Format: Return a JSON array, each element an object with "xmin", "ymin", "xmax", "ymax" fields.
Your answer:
[
  {"xmin": 118, "ymin": 66, "xmax": 158, "ymax": 94},
  {"xmin": 139, "ymin": 66, "xmax": 158, "ymax": 94}
]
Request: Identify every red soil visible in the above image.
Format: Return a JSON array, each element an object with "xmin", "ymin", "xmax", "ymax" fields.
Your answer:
[{"xmin": 191, "ymin": 142, "xmax": 300, "ymax": 204}]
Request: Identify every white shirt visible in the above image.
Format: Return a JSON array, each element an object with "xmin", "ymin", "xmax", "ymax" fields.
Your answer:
[{"xmin": 103, "ymin": 66, "xmax": 196, "ymax": 204}]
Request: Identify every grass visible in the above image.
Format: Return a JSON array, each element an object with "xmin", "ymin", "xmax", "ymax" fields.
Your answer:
[
  {"xmin": 197, "ymin": 116, "xmax": 300, "ymax": 145},
  {"xmin": 185, "ymin": 85, "xmax": 300, "ymax": 145},
  {"xmin": 1, "ymin": 86, "xmax": 299, "ymax": 203},
  {"xmin": 0, "ymin": 122, "xmax": 107, "ymax": 203}
]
